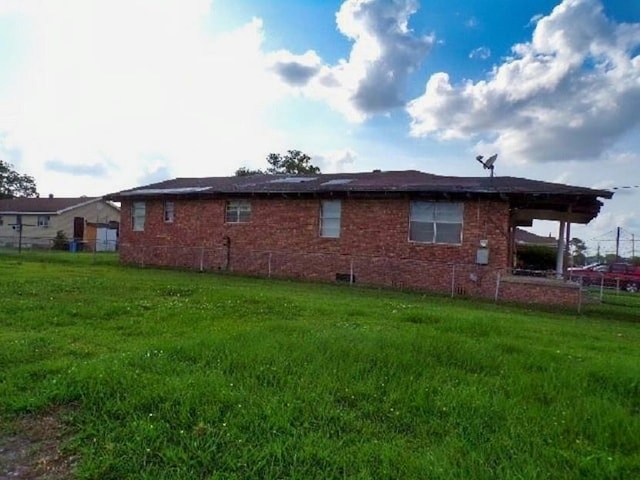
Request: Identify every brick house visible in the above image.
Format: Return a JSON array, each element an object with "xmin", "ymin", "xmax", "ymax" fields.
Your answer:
[{"xmin": 106, "ymin": 170, "xmax": 612, "ymax": 306}]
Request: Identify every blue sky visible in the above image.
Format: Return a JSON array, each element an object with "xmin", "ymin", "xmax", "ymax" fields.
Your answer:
[{"xmin": 0, "ymin": 0, "xmax": 639, "ymax": 255}]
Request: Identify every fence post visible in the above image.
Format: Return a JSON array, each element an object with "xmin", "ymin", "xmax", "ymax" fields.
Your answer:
[
  {"xmin": 199, "ymin": 247, "xmax": 205, "ymax": 272},
  {"xmin": 578, "ymin": 277, "xmax": 582, "ymax": 314},
  {"xmin": 268, "ymin": 252, "xmax": 272, "ymax": 278},
  {"xmin": 494, "ymin": 271, "xmax": 501, "ymax": 303}
]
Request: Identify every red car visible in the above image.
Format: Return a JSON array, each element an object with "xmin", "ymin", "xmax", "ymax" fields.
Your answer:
[{"xmin": 569, "ymin": 263, "xmax": 640, "ymax": 293}]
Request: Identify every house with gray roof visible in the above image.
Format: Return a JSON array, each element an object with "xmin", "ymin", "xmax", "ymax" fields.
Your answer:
[{"xmin": 0, "ymin": 196, "xmax": 120, "ymax": 251}]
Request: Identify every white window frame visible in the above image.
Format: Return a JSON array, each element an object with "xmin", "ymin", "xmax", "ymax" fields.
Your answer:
[
  {"xmin": 132, "ymin": 201, "xmax": 146, "ymax": 231},
  {"xmin": 225, "ymin": 200, "xmax": 251, "ymax": 223},
  {"xmin": 37, "ymin": 215, "xmax": 50, "ymax": 228},
  {"xmin": 320, "ymin": 200, "xmax": 341, "ymax": 238},
  {"xmin": 409, "ymin": 201, "xmax": 463, "ymax": 245},
  {"xmin": 164, "ymin": 201, "xmax": 175, "ymax": 223}
]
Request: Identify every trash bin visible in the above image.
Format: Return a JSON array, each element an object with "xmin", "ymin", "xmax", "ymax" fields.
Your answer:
[{"xmin": 69, "ymin": 241, "xmax": 77, "ymax": 253}]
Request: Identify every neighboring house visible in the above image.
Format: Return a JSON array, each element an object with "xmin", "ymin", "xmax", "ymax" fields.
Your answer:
[
  {"xmin": 514, "ymin": 228, "xmax": 558, "ymax": 248},
  {"xmin": 0, "ymin": 196, "xmax": 120, "ymax": 251},
  {"xmin": 106, "ymin": 170, "xmax": 612, "ymax": 306}
]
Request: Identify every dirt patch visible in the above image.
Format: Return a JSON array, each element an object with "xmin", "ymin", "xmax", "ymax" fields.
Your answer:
[{"xmin": 0, "ymin": 408, "xmax": 77, "ymax": 479}]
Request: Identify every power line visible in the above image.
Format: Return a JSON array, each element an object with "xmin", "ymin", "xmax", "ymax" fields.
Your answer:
[{"xmin": 611, "ymin": 185, "xmax": 640, "ymax": 190}]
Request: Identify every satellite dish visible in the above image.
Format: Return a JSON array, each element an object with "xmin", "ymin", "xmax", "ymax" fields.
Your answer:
[
  {"xmin": 475, "ymin": 153, "xmax": 498, "ymax": 177},
  {"xmin": 484, "ymin": 154, "xmax": 497, "ymax": 168}
]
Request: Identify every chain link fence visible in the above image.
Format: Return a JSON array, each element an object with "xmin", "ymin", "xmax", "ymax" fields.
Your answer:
[
  {"xmin": 0, "ymin": 235, "xmax": 118, "ymax": 252},
  {"xmin": 5, "ymin": 238, "xmax": 621, "ymax": 310},
  {"xmin": 113, "ymin": 242, "xmax": 593, "ymax": 309}
]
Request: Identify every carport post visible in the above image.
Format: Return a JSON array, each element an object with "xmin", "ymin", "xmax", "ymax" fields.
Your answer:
[{"xmin": 556, "ymin": 221, "xmax": 566, "ymax": 278}]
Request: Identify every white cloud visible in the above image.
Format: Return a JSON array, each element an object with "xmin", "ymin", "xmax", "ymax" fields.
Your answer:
[
  {"xmin": 0, "ymin": 0, "xmax": 287, "ymax": 195},
  {"xmin": 407, "ymin": 0, "xmax": 640, "ymax": 164},
  {"xmin": 268, "ymin": 0, "xmax": 434, "ymax": 121},
  {"xmin": 316, "ymin": 149, "xmax": 358, "ymax": 173},
  {"xmin": 469, "ymin": 47, "xmax": 491, "ymax": 60}
]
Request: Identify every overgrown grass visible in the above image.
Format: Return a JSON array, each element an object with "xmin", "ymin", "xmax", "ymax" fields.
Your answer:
[{"xmin": 1, "ymin": 252, "xmax": 639, "ymax": 479}]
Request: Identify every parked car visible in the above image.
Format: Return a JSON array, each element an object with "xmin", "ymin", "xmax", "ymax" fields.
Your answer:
[{"xmin": 569, "ymin": 263, "xmax": 640, "ymax": 293}]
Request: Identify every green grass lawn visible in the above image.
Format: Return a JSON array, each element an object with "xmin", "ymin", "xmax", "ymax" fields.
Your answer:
[{"xmin": 1, "ymin": 251, "xmax": 639, "ymax": 479}]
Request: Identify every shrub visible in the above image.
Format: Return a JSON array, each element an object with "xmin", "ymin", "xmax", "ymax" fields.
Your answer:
[{"xmin": 51, "ymin": 230, "xmax": 69, "ymax": 250}]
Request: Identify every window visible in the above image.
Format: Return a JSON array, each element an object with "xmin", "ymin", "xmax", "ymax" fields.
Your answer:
[
  {"xmin": 409, "ymin": 201, "xmax": 463, "ymax": 244},
  {"xmin": 225, "ymin": 200, "xmax": 251, "ymax": 223},
  {"xmin": 164, "ymin": 201, "xmax": 175, "ymax": 223},
  {"xmin": 37, "ymin": 215, "xmax": 50, "ymax": 228},
  {"xmin": 132, "ymin": 201, "xmax": 146, "ymax": 231},
  {"xmin": 320, "ymin": 200, "xmax": 341, "ymax": 238}
]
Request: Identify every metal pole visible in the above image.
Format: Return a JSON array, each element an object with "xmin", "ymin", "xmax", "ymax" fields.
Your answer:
[
  {"xmin": 556, "ymin": 221, "xmax": 566, "ymax": 278},
  {"xmin": 565, "ymin": 222, "xmax": 571, "ymax": 270},
  {"xmin": 451, "ymin": 265, "xmax": 456, "ymax": 298},
  {"xmin": 615, "ymin": 227, "xmax": 620, "ymax": 261},
  {"xmin": 494, "ymin": 271, "xmax": 501, "ymax": 303},
  {"xmin": 578, "ymin": 279, "xmax": 582, "ymax": 314},
  {"xmin": 18, "ymin": 224, "xmax": 23, "ymax": 254}
]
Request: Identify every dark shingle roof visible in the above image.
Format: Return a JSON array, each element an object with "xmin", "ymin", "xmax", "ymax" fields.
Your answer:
[
  {"xmin": 104, "ymin": 170, "xmax": 612, "ymax": 224},
  {"xmin": 0, "ymin": 197, "xmax": 99, "ymax": 214},
  {"xmin": 106, "ymin": 170, "xmax": 613, "ymax": 199},
  {"xmin": 514, "ymin": 228, "xmax": 557, "ymax": 246}
]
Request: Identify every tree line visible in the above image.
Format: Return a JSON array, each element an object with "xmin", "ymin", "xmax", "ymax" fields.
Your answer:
[{"xmin": 0, "ymin": 160, "xmax": 38, "ymax": 199}]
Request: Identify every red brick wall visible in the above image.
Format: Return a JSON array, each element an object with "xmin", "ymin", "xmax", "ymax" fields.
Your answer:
[
  {"xmin": 498, "ymin": 276, "xmax": 581, "ymax": 306},
  {"xmin": 119, "ymin": 196, "xmax": 512, "ymax": 296},
  {"xmin": 118, "ymin": 196, "xmax": 580, "ymax": 306}
]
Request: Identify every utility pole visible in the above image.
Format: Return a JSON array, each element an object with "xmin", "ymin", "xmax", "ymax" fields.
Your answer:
[
  {"xmin": 17, "ymin": 222, "xmax": 23, "ymax": 253},
  {"xmin": 9, "ymin": 215, "xmax": 24, "ymax": 253},
  {"xmin": 615, "ymin": 227, "xmax": 620, "ymax": 261},
  {"xmin": 9, "ymin": 215, "xmax": 35, "ymax": 253}
]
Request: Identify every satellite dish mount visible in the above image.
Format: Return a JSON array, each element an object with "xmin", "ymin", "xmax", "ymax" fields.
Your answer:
[{"xmin": 475, "ymin": 154, "xmax": 498, "ymax": 177}]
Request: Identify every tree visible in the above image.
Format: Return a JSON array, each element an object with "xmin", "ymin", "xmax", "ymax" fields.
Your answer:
[
  {"xmin": 0, "ymin": 160, "xmax": 38, "ymax": 199},
  {"xmin": 569, "ymin": 237, "xmax": 588, "ymax": 266},
  {"xmin": 234, "ymin": 167, "xmax": 264, "ymax": 176},
  {"xmin": 266, "ymin": 150, "xmax": 320, "ymax": 174},
  {"xmin": 234, "ymin": 150, "xmax": 321, "ymax": 176}
]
